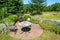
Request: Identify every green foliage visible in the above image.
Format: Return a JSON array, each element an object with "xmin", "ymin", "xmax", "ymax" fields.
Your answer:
[
  {"xmin": 0, "ymin": 0, "xmax": 23, "ymax": 20},
  {"xmin": 32, "ymin": 10, "xmax": 37, "ymax": 15},
  {"xmin": 0, "ymin": 0, "xmax": 23, "ymax": 14},
  {"xmin": 0, "ymin": 15, "xmax": 18, "ymax": 25},
  {"xmin": 31, "ymin": 0, "xmax": 46, "ymax": 4},
  {"xmin": 22, "ymin": 14, "xmax": 39, "ymax": 23},
  {"xmin": 30, "ymin": 17, "xmax": 39, "ymax": 23},
  {"xmin": 30, "ymin": 0, "xmax": 46, "ymax": 14},
  {"xmin": 51, "ymin": 3, "xmax": 60, "ymax": 11},
  {"xmin": 43, "ymin": 3, "xmax": 60, "ymax": 11},
  {"xmin": 22, "ymin": 14, "xmax": 32, "ymax": 20},
  {"xmin": 7, "ymin": 0, "xmax": 23, "ymax": 14},
  {"xmin": 0, "ymin": 7, "xmax": 7, "ymax": 20}
]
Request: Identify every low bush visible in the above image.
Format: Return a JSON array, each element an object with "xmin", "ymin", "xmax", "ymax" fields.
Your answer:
[
  {"xmin": 30, "ymin": 17, "xmax": 39, "ymax": 24},
  {"xmin": 22, "ymin": 14, "xmax": 39, "ymax": 23},
  {"xmin": 22, "ymin": 14, "xmax": 32, "ymax": 20},
  {"xmin": 0, "ymin": 15, "xmax": 18, "ymax": 25}
]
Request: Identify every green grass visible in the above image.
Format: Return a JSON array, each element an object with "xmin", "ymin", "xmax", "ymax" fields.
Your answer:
[
  {"xmin": 39, "ymin": 21, "xmax": 60, "ymax": 34},
  {"xmin": 34, "ymin": 12, "xmax": 60, "ymax": 34},
  {"xmin": 32, "ymin": 12, "xmax": 60, "ymax": 34},
  {"xmin": 0, "ymin": 33, "xmax": 21, "ymax": 40},
  {"xmin": 31, "ymin": 30, "xmax": 60, "ymax": 40},
  {"xmin": 41, "ymin": 12, "xmax": 60, "ymax": 20}
]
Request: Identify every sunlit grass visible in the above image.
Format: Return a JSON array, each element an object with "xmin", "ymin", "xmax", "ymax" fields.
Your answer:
[
  {"xmin": 41, "ymin": 12, "xmax": 60, "ymax": 20},
  {"xmin": 0, "ymin": 33, "xmax": 21, "ymax": 40},
  {"xmin": 31, "ymin": 30, "xmax": 60, "ymax": 40}
]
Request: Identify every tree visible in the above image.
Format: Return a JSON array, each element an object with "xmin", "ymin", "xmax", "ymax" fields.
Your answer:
[
  {"xmin": 0, "ymin": 0, "xmax": 23, "ymax": 20},
  {"xmin": 43, "ymin": 3, "xmax": 60, "ymax": 11},
  {"xmin": 7, "ymin": 0, "xmax": 23, "ymax": 14},
  {"xmin": 0, "ymin": 0, "xmax": 8, "ymax": 19},
  {"xmin": 30, "ymin": 0, "xmax": 46, "ymax": 14},
  {"xmin": 52, "ymin": 3, "xmax": 60, "ymax": 11}
]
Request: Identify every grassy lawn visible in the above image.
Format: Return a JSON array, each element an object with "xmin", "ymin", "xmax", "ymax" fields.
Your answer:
[
  {"xmin": 31, "ymin": 30, "xmax": 60, "ymax": 40},
  {"xmin": 41, "ymin": 12, "xmax": 60, "ymax": 20},
  {"xmin": 0, "ymin": 33, "xmax": 21, "ymax": 40},
  {"xmin": 39, "ymin": 21, "xmax": 60, "ymax": 34},
  {"xmin": 36, "ymin": 12, "xmax": 60, "ymax": 34}
]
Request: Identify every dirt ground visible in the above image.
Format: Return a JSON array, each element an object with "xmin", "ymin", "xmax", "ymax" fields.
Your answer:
[{"xmin": 9, "ymin": 21, "xmax": 43, "ymax": 40}]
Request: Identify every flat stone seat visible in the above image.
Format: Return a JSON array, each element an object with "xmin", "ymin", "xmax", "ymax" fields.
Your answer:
[
  {"xmin": 18, "ymin": 21, "xmax": 32, "ymax": 27},
  {"xmin": 18, "ymin": 21, "xmax": 32, "ymax": 33}
]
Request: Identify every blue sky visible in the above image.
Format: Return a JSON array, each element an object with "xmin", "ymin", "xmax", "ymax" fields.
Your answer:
[
  {"xmin": 47, "ymin": 0, "xmax": 60, "ymax": 5},
  {"xmin": 23, "ymin": 0, "xmax": 30, "ymax": 4},
  {"xmin": 23, "ymin": 0, "xmax": 60, "ymax": 5}
]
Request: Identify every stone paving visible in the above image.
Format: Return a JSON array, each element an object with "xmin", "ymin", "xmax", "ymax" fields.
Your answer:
[{"xmin": 9, "ymin": 21, "xmax": 43, "ymax": 40}]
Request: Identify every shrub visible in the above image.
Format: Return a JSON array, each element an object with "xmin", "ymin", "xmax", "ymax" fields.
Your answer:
[
  {"xmin": 31, "ymin": 10, "xmax": 37, "ymax": 15},
  {"xmin": 22, "ymin": 14, "xmax": 32, "ymax": 20},
  {"xmin": 22, "ymin": 14, "xmax": 39, "ymax": 23},
  {"xmin": 30, "ymin": 17, "xmax": 39, "ymax": 24},
  {"xmin": 0, "ymin": 15, "xmax": 18, "ymax": 25}
]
